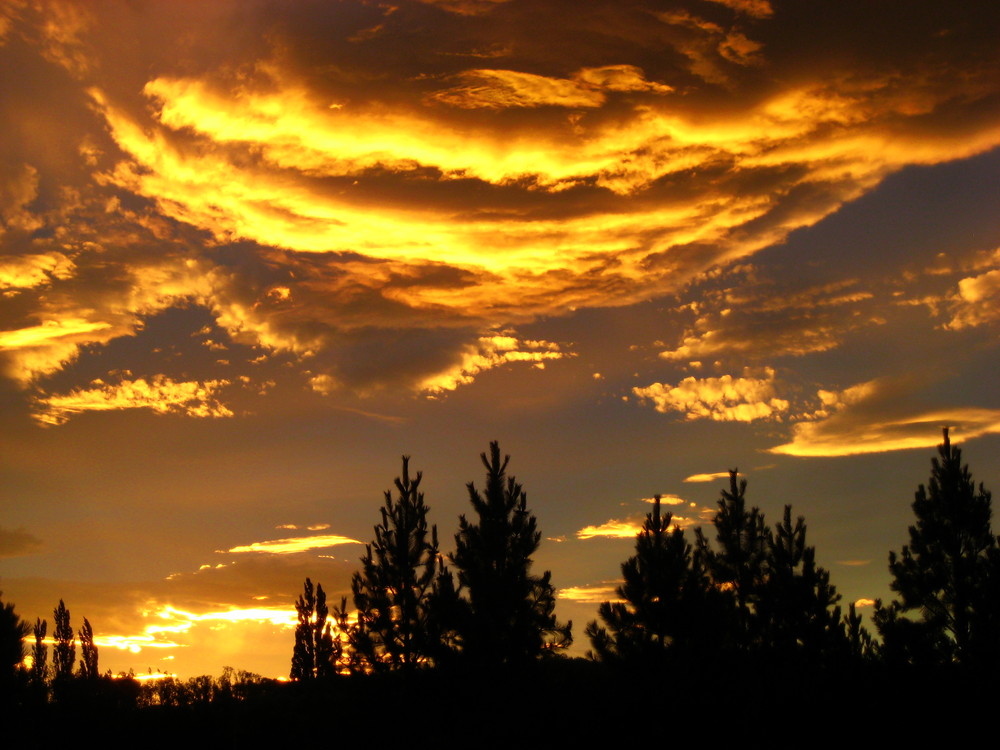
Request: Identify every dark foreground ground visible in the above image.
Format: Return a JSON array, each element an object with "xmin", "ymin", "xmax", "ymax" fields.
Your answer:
[{"xmin": 5, "ymin": 658, "xmax": 995, "ymax": 746}]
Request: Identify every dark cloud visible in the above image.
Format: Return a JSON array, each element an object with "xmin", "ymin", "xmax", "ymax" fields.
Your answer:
[{"xmin": 0, "ymin": 525, "xmax": 42, "ymax": 558}]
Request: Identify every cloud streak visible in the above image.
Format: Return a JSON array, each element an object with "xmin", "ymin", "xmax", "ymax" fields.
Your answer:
[{"xmin": 224, "ymin": 534, "xmax": 363, "ymax": 555}]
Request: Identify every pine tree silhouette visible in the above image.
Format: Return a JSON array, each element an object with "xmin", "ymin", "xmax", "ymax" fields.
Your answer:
[
  {"xmin": 444, "ymin": 441, "xmax": 571, "ymax": 665},
  {"xmin": 78, "ymin": 617, "xmax": 99, "ymax": 679},
  {"xmin": 756, "ymin": 506, "xmax": 845, "ymax": 662},
  {"xmin": 586, "ymin": 495, "xmax": 700, "ymax": 662},
  {"xmin": 53, "ymin": 599, "xmax": 74, "ymax": 681},
  {"xmin": 30, "ymin": 618, "xmax": 47, "ymax": 685},
  {"xmin": 290, "ymin": 578, "xmax": 338, "ymax": 680},
  {"xmin": 695, "ymin": 470, "xmax": 769, "ymax": 650},
  {"xmin": 875, "ymin": 428, "xmax": 999, "ymax": 666},
  {"xmin": 695, "ymin": 471, "xmax": 850, "ymax": 661},
  {"xmin": 1, "ymin": 591, "xmax": 30, "ymax": 699},
  {"xmin": 348, "ymin": 455, "xmax": 442, "ymax": 671}
]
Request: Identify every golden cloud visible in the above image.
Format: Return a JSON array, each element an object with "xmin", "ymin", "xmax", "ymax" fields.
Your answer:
[
  {"xmin": 769, "ymin": 379, "xmax": 1000, "ymax": 456},
  {"xmin": 576, "ymin": 518, "xmax": 644, "ymax": 540},
  {"xmin": 633, "ymin": 367, "xmax": 789, "ymax": 422},
  {"xmin": 0, "ymin": 252, "xmax": 75, "ymax": 290},
  {"xmin": 418, "ymin": 333, "xmax": 570, "ymax": 395},
  {"xmin": 224, "ymin": 534, "xmax": 362, "ymax": 555},
  {"xmin": 33, "ymin": 376, "xmax": 234, "ymax": 426},
  {"xmin": 660, "ymin": 279, "xmax": 882, "ymax": 363},
  {"xmin": 683, "ymin": 471, "xmax": 732, "ymax": 483},
  {"xmin": 946, "ymin": 251, "xmax": 1000, "ymax": 328},
  {"xmin": 641, "ymin": 494, "xmax": 686, "ymax": 505},
  {"xmin": 576, "ymin": 510, "xmax": 702, "ymax": 539},
  {"xmin": 428, "ymin": 65, "xmax": 671, "ymax": 109},
  {"xmin": 558, "ymin": 583, "xmax": 624, "ymax": 604}
]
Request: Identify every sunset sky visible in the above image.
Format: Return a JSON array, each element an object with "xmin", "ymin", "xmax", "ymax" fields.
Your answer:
[{"xmin": 1, "ymin": 0, "xmax": 999, "ymax": 679}]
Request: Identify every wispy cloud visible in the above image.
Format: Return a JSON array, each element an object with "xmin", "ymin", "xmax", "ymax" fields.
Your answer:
[
  {"xmin": 32, "ymin": 376, "xmax": 233, "ymax": 426},
  {"xmin": 558, "ymin": 583, "xmax": 624, "ymax": 604},
  {"xmin": 0, "ymin": 526, "xmax": 42, "ymax": 558},
  {"xmin": 419, "ymin": 333, "xmax": 571, "ymax": 395},
  {"xmin": 223, "ymin": 534, "xmax": 362, "ymax": 555},
  {"xmin": 683, "ymin": 471, "xmax": 732, "ymax": 483},
  {"xmin": 769, "ymin": 379, "xmax": 1000, "ymax": 457}
]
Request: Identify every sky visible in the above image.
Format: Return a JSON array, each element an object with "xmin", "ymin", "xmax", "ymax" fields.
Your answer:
[{"xmin": 1, "ymin": 0, "xmax": 999, "ymax": 680}]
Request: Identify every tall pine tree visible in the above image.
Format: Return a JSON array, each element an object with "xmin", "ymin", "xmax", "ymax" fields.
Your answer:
[
  {"xmin": 444, "ymin": 442, "xmax": 570, "ymax": 665},
  {"xmin": 290, "ymin": 578, "xmax": 337, "ymax": 680},
  {"xmin": 77, "ymin": 617, "xmax": 99, "ymax": 679},
  {"xmin": 695, "ymin": 470, "xmax": 769, "ymax": 650},
  {"xmin": 696, "ymin": 471, "xmax": 851, "ymax": 661},
  {"xmin": 756, "ymin": 506, "xmax": 845, "ymax": 662},
  {"xmin": 586, "ymin": 496, "xmax": 705, "ymax": 662},
  {"xmin": 348, "ymin": 455, "xmax": 441, "ymax": 671},
  {"xmin": 52, "ymin": 599, "xmax": 74, "ymax": 681},
  {"xmin": 30, "ymin": 618, "xmax": 47, "ymax": 685},
  {"xmin": 874, "ymin": 428, "xmax": 999, "ymax": 666}
]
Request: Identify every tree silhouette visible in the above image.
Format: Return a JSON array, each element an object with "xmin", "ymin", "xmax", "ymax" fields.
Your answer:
[
  {"xmin": 290, "ymin": 578, "xmax": 337, "ymax": 680},
  {"xmin": 755, "ymin": 505, "xmax": 845, "ymax": 661},
  {"xmin": 695, "ymin": 470, "xmax": 769, "ymax": 650},
  {"xmin": 53, "ymin": 599, "xmax": 75, "ymax": 681},
  {"xmin": 586, "ymin": 495, "xmax": 703, "ymax": 662},
  {"xmin": 1, "ymin": 591, "xmax": 30, "ymax": 698},
  {"xmin": 694, "ymin": 471, "xmax": 851, "ymax": 661},
  {"xmin": 874, "ymin": 428, "xmax": 999, "ymax": 666},
  {"xmin": 348, "ymin": 455, "xmax": 441, "ymax": 671},
  {"xmin": 444, "ymin": 441, "xmax": 571, "ymax": 665},
  {"xmin": 30, "ymin": 618, "xmax": 47, "ymax": 685},
  {"xmin": 78, "ymin": 617, "xmax": 99, "ymax": 679}
]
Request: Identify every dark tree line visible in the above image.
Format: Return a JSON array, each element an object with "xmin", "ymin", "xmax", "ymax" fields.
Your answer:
[
  {"xmin": 294, "ymin": 441, "xmax": 570, "ymax": 676},
  {"xmin": 294, "ymin": 429, "xmax": 998, "ymax": 679},
  {"xmin": 2, "ymin": 429, "xmax": 996, "ymax": 717}
]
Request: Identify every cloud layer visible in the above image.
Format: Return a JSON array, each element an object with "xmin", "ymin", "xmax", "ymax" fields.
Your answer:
[{"xmin": 0, "ymin": 0, "xmax": 998, "ymax": 424}]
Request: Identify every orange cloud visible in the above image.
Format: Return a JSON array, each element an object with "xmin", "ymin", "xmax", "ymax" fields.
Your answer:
[
  {"xmin": 769, "ymin": 379, "xmax": 1000, "ymax": 456},
  {"xmin": 576, "ymin": 518, "xmax": 644, "ymax": 540},
  {"xmin": 224, "ymin": 534, "xmax": 362, "ymax": 554},
  {"xmin": 576, "ymin": 510, "xmax": 702, "ymax": 539},
  {"xmin": 0, "ymin": 253, "xmax": 75, "ymax": 290},
  {"xmin": 33, "ymin": 376, "xmax": 233, "ymax": 426},
  {"xmin": 418, "ymin": 333, "xmax": 571, "ymax": 395},
  {"xmin": 683, "ymin": 471, "xmax": 732, "ymax": 483},
  {"xmin": 428, "ymin": 65, "xmax": 671, "ymax": 109},
  {"xmin": 632, "ymin": 367, "xmax": 789, "ymax": 422},
  {"xmin": 558, "ymin": 583, "xmax": 624, "ymax": 604},
  {"xmin": 946, "ymin": 251, "xmax": 1000, "ymax": 328},
  {"xmin": 702, "ymin": 0, "xmax": 773, "ymax": 18}
]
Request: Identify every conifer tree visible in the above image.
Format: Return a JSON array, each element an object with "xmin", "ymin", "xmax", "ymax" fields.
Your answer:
[
  {"xmin": 30, "ymin": 618, "xmax": 47, "ymax": 684},
  {"xmin": 586, "ymin": 496, "xmax": 701, "ymax": 661},
  {"xmin": 696, "ymin": 472, "xmax": 849, "ymax": 661},
  {"xmin": 78, "ymin": 617, "xmax": 99, "ymax": 679},
  {"xmin": 349, "ymin": 455, "xmax": 441, "ymax": 671},
  {"xmin": 52, "ymin": 599, "xmax": 74, "ymax": 680},
  {"xmin": 874, "ymin": 428, "xmax": 999, "ymax": 666},
  {"xmin": 290, "ymin": 578, "xmax": 337, "ymax": 680},
  {"xmin": 1, "ymin": 591, "xmax": 30, "ymax": 695},
  {"xmin": 844, "ymin": 602, "xmax": 875, "ymax": 662},
  {"xmin": 756, "ymin": 506, "xmax": 845, "ymax": 661},
  {"xmin": 445, "ymin": 442, "xmax": 571, "ymax": 665},
  {"xmin": 695, "ymin": 470, "xmax": 769, "ymax": 649}
]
